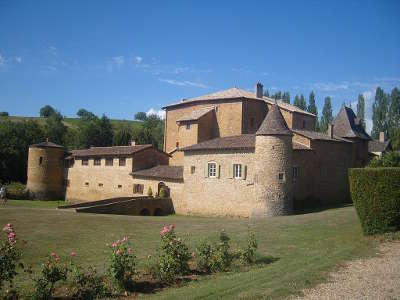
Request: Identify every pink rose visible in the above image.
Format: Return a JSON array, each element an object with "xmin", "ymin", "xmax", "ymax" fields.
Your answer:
[
  {"xmin": 127, "ymin": 247, "xmax": 132, "ymax": 253},
  {"xmin": 55, "ymin": 257, "xmax": 59, "ymax": 263},
  {"xmin": 169, "ymin": 224, "xmax": 175, "ymax": 231},
  {"xmin": 112, "ymin": 242, "xmax": 118, "ymax": 248},
  {"xmin": 51, "ymin": 252, "xmax": 57, "ymax": 258},
  {"xmin": 71, "ymin": 251, "xmax": 76, "ymax": 257},
  {"xmin": 116, "ymin": 249, "xmax": 121, "ymax": 255},
  {"xmin": 7, "ymin": 223, "xmax": 12, "ymax": 228},
  {"xmin": 122, "ymin": 236, "xmax": 128, "ymax": 242}
]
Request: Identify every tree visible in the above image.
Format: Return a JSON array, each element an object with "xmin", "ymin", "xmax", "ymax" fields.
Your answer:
[
  {"xmin": 44, "ymin": 113, "xmax": 67, "ymax": 145},
  {"xmin": 40, "ymin": 105, "xmax": 56, "ymax": 117},
  {"xmin": 320, "ymin": 96, "xmax": 333, "ymax": 133},
  {"xmin": 372, "ymin": 87, "xmax": 389, "ymax": 139},
  {"xmin": 132, "ymin": 114, "xmax": 164, "ymax": 150},
  {"xmin": 263, "ymin": 90, "xmax": 270, "ymax": 97},
  {"xmin": 294, "ymin": 94, "xmax": 306, "ymax": 110},
  {"xmin": 272, "ymin": 91, "xmax": 281, "ymax": 101},
  {"xmin": 282, "ymin": 92, "xmax": 290, "ymax": 104},
  {"xmin": 307, "ymin": 91, "xmax": 319, "ymax": 130},
  {"xmin": 134, "ymin": 112, "xmax": 147, "ymax": 121},
  {"xmin": 388, "ymin": 87, "xmax": 400, "ymax": 139},
  {"xmin": 0, "ymin": 112, "xmax": 9, "ymax": 117},
  {"xmin": 77, "ymin": 109, "xmax": 96, "ymax": 121},
  {"xmin": 356, "ymin": 94, "xmax": 366, "ymax": 129},
  {"xmin": 113, "ymin": 123, "xmax": 132, "ymax": 146}
]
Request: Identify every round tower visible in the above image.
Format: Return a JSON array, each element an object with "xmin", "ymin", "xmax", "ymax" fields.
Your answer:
[
  {"xmin": 253, "ymin": 104, "xmax": 293, "ymax": 217},
  {"xmin": 26, "ymin": 140, "xmax": 66, "ymax": 200}
]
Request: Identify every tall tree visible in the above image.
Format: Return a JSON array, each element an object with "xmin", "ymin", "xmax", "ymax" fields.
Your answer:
[
  {"xmin": 320, "ymin": 96, "xmax": 333, "ymax": 133},
  {"xmin": 40, "ymin": 105, "xmax": 56, "ymax": 117},
  {"xmin": 372, "ymin": 87, "xmax": 389, "ymax": 139},
  {"xmin": 113, "ymin": 123, "xmax": 132, "ymax": 146},
  {"xmin": 282, "ymin": 92, "xmax": 290, "ymax": 104},
  {"xmin": 44, "ymin": 113, "xmax": 67, "ymax": 145},
  {"xmin": 356, "ymin": 94, "xmax": 366, "ymax": 129},
  {"xmin": 134, "ymin": 112, "xmax": 147, "ymax": 121},
  {"xmin": 388, "ymin": 87, "xmax": 400, "ymax": 139},
  {"xmin": 294, "ymin": 94, "xmax": 307, "ymax": 110},
  {"xmin": 307, "ymin": 91, "xmax": 319, "ymax": 130},
  {"xmin": 77, "ymin": 109, "xmax": 96, "ymax": 120},
  {"xmin": 272, "ymin": 91, "xmax": 282, "ymax": 100},
  {"xmin": 263, "ymin": 90, "xmax": 270, "ymax": 97}
]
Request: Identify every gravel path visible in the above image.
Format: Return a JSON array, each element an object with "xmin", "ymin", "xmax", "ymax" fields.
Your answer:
[{"xmin": 293, "ymin": 242, "xmax": 400, "ymax": 300}]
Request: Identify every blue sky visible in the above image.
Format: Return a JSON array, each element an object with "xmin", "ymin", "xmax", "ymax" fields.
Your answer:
[{"xmin": 0, "ymin": 0, "xmax": 399, "ymax": 132}]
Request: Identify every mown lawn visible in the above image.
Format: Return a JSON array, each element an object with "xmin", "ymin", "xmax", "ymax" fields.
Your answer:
[{"xmin": 0, "ymin": 201, "xmax": 376, "ymax": 299}]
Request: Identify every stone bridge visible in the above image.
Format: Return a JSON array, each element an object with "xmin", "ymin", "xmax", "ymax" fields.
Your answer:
[{"xmin": 58, "ymin": 196, "xmax": 174, "ymax": 216}]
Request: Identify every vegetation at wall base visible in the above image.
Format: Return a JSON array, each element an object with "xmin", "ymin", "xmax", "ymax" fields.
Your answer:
[
  {"xmin": 368, "ymin": 151, "xmax": 400, "ymax": 168},
  {"xmin": 349, "ymin": 167, "xmax": 400, "ymax": 235}
]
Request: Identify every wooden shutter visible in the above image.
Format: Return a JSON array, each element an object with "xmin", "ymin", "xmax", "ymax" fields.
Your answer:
[
  {"xmin": 241, "ymin": 165, "xmax": 247, "ymax": 180},
  {"xmin": 204, "ymin": 163, "xmax": 209, "ymax": 178},
  {"xmin": 228, "ymin": 164, "xmax": 233, "ymax": 178},
  {"xmin": 217, "ymin": 164, "xmax": 221, "ymax": 178}
]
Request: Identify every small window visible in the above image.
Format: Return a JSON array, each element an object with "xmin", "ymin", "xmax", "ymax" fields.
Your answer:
[
  {"xmin": 105, "ymin": 158, "xmax": 113, "ymax": 166},
  {"xmin": 190, "ymin": 166, "xmax": 196, "ymax": 174},
  {"xmin": 302, "ymin": 120, "xmax": 306, "ymax": 129},
  {"xmin": 215, "ymin": 106, "xmax": 219, "ymax": 112},
  {"xmin": 278, "ymin": 172, "xmax": 285, "ymax": 183},
  {"xmin": 94, "ymin": 158, "xmax": 101, "ymax": 166},
  {"xmin": 82, "ymin": 159, "xmax": 88, "ymax": 166},
  {"xmin": 233, "ymin": 164, "xmax": 242, "ymax": 179},
  {"xmin": 118, "ymin": 184, "xmax": 122, "ymax": 189},
  {"xmin": 250, "ymin": 117, "xmax": 254, "ymax": 128},
  {"xmin": 84, "ymin": 182, "xmax": 89, "ymax": 186},
  {"xmin": 39, "ymin": 156, "xmax": 43, "ymax": 165},
  {"xmin": 119, "ymin": 158, "xmax": 126, "ymax": 166},
  {"xmin": 208, "ymin": 162, "xmax": 217, "ymax": 178},
  {"xmin": 292, "ymin": 167, "xmax": 299, "ymax": 183},
  {"xmin": 133, "ymin": 184, "xmax": 144, "ymax": 194},
  {"xmin": 186, "ymin": 123, "xmax": 190, "ymax": 130},
  {"xmin": 176, "ymin": 141, "xmax": 179, "ymax": 148},
  {"xmin": 98, "ymin": 183, "xmax": 103, "ymax": 187}
]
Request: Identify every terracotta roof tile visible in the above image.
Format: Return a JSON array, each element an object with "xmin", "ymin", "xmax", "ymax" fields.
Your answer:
[
  {"xmin": 131, "ymin": 165, "xmax": 183, "ymax": 181},
  {"xmin": 71, "ymin": 144, "xmax": 153, "ymax": 157},
  {"xmin": 256, "ymin": 104, "xmax": 292, "ymax": 136},
  {"xmin": 293, "ymin": 129, "xmax": 351, "ymax": 143},
  {"xmin": 30, "ymin": 141, "xmax": 65, "ymax": 149}
]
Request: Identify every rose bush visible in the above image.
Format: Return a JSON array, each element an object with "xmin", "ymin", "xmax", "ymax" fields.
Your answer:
[{"xmin": 0, "ymin": 223, "xmax": 21, "ymax": 290}]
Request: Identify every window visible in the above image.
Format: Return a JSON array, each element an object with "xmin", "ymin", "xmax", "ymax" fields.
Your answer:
[
  {"xmin": 278, "ymin": 172, "xmax": 285, "ymax": 183},
  {"xmin": 94, "ymin": 158, "xmax": 101, "ymax": 166},
  {"xmin": 119, "ymin": 158, "xmax": 126, "ymax": 166},
  {"xmin": 176, "ymin": 141, "xmax": 179, "ymax": 148},
  {"xmin": 105, "ymin": 158, "xmax": 113, "ymax": 166},
  {"xmin": 302, "ymin": 120, "xmax": 306, "ymax": 129},
  {"xmin": 133, "ymin": 184, "xmax": 144, "ymax": 194},
  {"xmin": 208, "ymin": 162, "xmax": 217, "ymax": 178},
  {"xmin": 84, "ymin": 182, "xmax": 89, "ymax": 186},
  {"xmin": 233, "ymin": 164, "xmax": 242, "ymax": 179},
  {"xmin": 118, "ymin": 184, "xmax": 122, "ymax": 189},
  {"xmin": 98, "ymin": 183, "xmax": 103, "ymax": 187},
  {"xmin": 190, "ymin": 166, "xmax": 196, "ymax": 174},
  {"xmin": 186, "ymin": 123, "xmax": 190, "ymax": 130},
  {"xmin": 82, "ymin": 158, "xmax": 88, "ymax": 166},
  {"xmin": 292, "ymin": 167, "xmax": 299, "ymax": 183},
  {"xmin": 215, "ymin": 106, "xmax": 219, "ymax": 112},
  {"xmin": 39, "ymin": 156, "xmax": 43, "ymax": 165},
  {"xmin": 250, "ymin": 117, "xmax": 254, "ymax": 128}
]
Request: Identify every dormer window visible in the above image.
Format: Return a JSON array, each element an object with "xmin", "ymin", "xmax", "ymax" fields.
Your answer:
[{"xmin": 186, "ymin": 123, "xmax": 190, "ymax": 130}]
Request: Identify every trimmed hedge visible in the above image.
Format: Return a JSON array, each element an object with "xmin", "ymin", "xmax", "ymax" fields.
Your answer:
[{"xmin": 349, "ymin": 168, "xmax": 400, "ymax": 235}]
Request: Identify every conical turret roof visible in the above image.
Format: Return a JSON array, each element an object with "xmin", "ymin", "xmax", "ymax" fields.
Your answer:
[{"xmin": 256, "ymin": 104, "xmax": 292, "ymax": 136}]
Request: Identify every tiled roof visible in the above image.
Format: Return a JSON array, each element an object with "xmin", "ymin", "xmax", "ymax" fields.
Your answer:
[
  {"xmin": 176, "ymin": 107, "xmax": 215, "ymax": 122},
  {"xmin": 163, "ymin": 87, "xmax": 315, "ymax": 116},
  {"xmin": 30, "ymin": 141, "xmax": 65, "ymax": 149},
  {"xmin": 293, "ymin": 129, "xmax": 351, "ymax": 143},
  {"xmin": 256, "ymin": 104, "xmax": 292, "ymax": 136},
  {"xmin": 368, "ymin": 139, "xmax": 391, "ymax": 153},
  {"xmin": 131, "ymin": 165, "xmax": 183, "ymax": 181},
  {"xmin": 182, "ymin": 134, "xmax": 256, "ymax": 151},
  {"xmin": 71, "ymin": 144, "xmax": 153, "ymax": 157},
  {"xmin": 332, "ymin": 104, "xmax": 371, "ymax": 140},
  {"xmin": 292, "ymin": 142, "xmax": 312, "ymax": 150}
]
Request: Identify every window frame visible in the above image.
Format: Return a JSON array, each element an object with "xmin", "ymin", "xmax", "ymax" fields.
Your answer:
[
  {"xmin": 186, "ymin": 123, "xmax": 190, "ymax": 130},
  {"xmin": 208, "ymin": 162, "xmax": 217, "ymax": 178},
  {"xmin": 82, "ymin": 158, "xmax": 89, "ymax": 166},
  {"xmin": 119, "ymin": 157, "xmax": 126, "ymax": 167},
  {"xmin": 94, "ymin": 158, "xmax": 101, "ymax": 166},
  {"xmin": 233, "ymin": 164, "xmax": 242, "ymax": 179},
  {"xmin": 105, "ymin": 158, "xmax": 113, "ymax": 166},
  {"xmin": 278, "ymin": 172, "xmax": 285, "ymax": 183},
  {"xmin": 133, "ymin": 184, "xmax": 144, "ymax": 194},
  {"xmin": 190, "ymin": 166, "xmax": 196, "ymax": 174}
]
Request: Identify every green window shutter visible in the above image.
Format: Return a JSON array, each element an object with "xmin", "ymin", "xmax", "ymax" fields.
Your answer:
[
  {"xmin": 204, "ymin": 163, "xmax": 209, "ymax": 178},
  {"xmin": 228, "ymin": 164, "xmax": 233, "ymax": 178}
]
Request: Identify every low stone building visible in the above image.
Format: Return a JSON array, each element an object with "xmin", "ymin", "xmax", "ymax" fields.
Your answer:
[{"xmin": 368, "ymin": 132, "xmax": 392, "ymax": 158}]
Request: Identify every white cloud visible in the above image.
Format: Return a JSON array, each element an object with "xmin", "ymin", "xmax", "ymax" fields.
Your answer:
[
  {"xmin": 0, "ymin": 53, "xmax": 5, "ymax": 67},
  {"xmin": 146, "ymin": 108, "xmax": 166, "ymax": 120},
  {"xmin": 135, "ymin": 56, "xmax": 143, "ymax": 64},
  {"xmin": 159, "ymin": 78, "xmax": 209, "ymax": 89},
  {"xmin": 112, "ymin": 56, "xmax": 125, "ymax": 66},
  {"xmin": 48, "ymin": 46, "xmax": 58, "ymax": 56},
  {"xmin": 362, "ymin": 89, "xmax": 375, "ymax": 134},
  {"xmin": 312, "ymin": 82, "xmax": 349, "ymax": 92},
  {"xmin": 373, "ymin": 77, "xmax": 400, "ymax": 83},
  {"xmin": 15, "ymin": 57, "xmax": 22, "ymax": 63}
]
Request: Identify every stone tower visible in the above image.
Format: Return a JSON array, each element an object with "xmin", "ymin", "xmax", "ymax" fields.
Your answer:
[
  {"xmin": 26, "ymin": 140, "xmax": 66, "ymax": 200},
  {"xmin": 253, "ymin": 104, "xmax": 293, "ymax": 217}
]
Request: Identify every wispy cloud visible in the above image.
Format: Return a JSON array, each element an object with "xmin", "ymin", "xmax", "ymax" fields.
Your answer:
[
  {"xmin": 159, "ymin": 78, "xmax": 210, "ymax": 89},
  {"xmin": 135, "ymin": 56, "xmax": 143, "ymax": 64},
  {"xmin": 105, "ymin": 55, "xmax": 125, "ymax": 71},
  {"xmin": 112, "ymin": 56, "xmax": 125, "ymax": 66},
  {"xmin": 15, "ymin": 57, "xmax": 22, "ymax": 63},
  {"xmin": 312, "ymin": 82, "xmax": 349, "ymax": 92},
  {"xmin": 48, "ymin": 46, "xmax": 58, "ymax": 57},
  {"xmin": 146, "ymin": 108, "xmax": 166, "ymax": 119},
  {"xmin": 0, "ymin": 53, "xmax": 5, "ymax": 67}
]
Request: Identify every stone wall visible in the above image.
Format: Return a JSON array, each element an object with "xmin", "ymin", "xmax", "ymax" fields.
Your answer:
[
  {"xmin": 182, "ymin": 149, "xmax": 256, "ymax": 217},
  {"xmin": 26, "ymin": 147, "xmax": 66, "ymax": 200},
  {"xmin": 242, "ymin": 99, "xmax": 268, "ymax": 134},
  {"xmin": 291, "ymin": 112, "xmax": 316, "ymax": 131}
]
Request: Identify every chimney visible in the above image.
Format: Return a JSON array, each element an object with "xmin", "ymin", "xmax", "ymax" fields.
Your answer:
[
  {"xmin": 255, "ymin": 82, "xmax": 263, "ymax": 98},
  {"xmin": 131, "ymin": 140, "xmax": 136, "ymax": 146},
  {"xmin": 328, "ymin": 124, "xmax": 334, "ymax": 139},
  {"xmin": 379, "ymin": 131, "xmax": 386, "ymax": 142}
]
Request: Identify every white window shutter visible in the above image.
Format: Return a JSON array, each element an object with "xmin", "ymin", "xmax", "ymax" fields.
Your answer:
[
  {"xmin": 241, "ymin": 165, "xmax": 247, "ymax": 180},
  {"xmin": 228, "ymin": 164, "xmax": 233, "ymax": 178},
  {"xmin": 204, "ymin": 163, "xmax": 208, "ymax": 178}
]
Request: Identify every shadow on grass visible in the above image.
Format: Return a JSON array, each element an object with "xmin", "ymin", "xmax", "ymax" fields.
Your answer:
[{"xmin": 294, "ymin": 202, "xmax": 353, "ymax": 215}]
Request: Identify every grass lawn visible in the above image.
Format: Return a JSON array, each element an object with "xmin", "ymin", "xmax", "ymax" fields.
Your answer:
[{"xmin": 0, "ymin": 201, "xmax": 377, "ymax": 299}]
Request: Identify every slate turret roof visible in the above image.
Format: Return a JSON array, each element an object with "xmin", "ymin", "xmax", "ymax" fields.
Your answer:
[
  {"xmin": 256, "ymin": 104, "xmax": 292, "ymax": 136},
  {"xmin": 30, "ymin": 140, "xmax": 65, "ymax": 149},
  {"xmin": 332, "ymin": 104, "xmax": 371, "ymax": 140}
]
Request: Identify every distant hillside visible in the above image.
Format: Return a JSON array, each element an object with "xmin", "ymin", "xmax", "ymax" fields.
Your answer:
[{"xmin": 1, "ymin": 115, "xmax": 143, "ymax": 130}]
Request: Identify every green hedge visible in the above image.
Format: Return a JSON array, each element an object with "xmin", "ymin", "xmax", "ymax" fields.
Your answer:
[
  {"xmin": 4, "ymin": 182, "xmax": 30, "ymax": 200},
  {"xmin": 349, "ymin": 168, "xmax": 400, "ymax": 235}
]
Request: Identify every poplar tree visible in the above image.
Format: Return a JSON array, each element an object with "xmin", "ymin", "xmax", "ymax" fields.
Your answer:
[
  {"xmin": 263, "ymin": 90, "xmax": 270, "ymax": 97},
  {"xmin": 320, "ymin": 96, "xmax": 333, "ymax": 133},
  {"xmin": 282, "ymin": 92, "xmax": 290, "ymax": 104},
  {"xmin": 372, "ymin": 87, "xmax": 389, "ymax": 139},
  {"xmin": 307, "ymin": 91, "xmax": 319, "ymax": 130},
  {"xmin": 356, "ymin": 94, "xmax": 366, "ymax": 129},
  {"xmin": 294, "ymin": 94, "xmax": 307, "ymax": 110}
]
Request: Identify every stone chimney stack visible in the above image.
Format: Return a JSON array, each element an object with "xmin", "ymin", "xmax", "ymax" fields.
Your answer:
[
  {"xmin": 328, "ymin": 124, "xmax": 334, "ymax": 139},
  {"xmin": 255, "ymin": 82, "xmax": 263, "ymax": 98},
  {"xmin": 379, "ymin": 131, "xmax": 386, "ymax": 142},
  {"xmin": 131, "ymin": 140, "xmax": 136, "ymax": 146}
]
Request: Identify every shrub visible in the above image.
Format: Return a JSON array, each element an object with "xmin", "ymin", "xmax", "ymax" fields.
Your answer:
[
  {"xmin": 211, "ymin": 230, "xmax": 233, "ymax": 271},
  {"xmin": 0, "ymin": 223, "xmax": 21, "ymax": 289},
  {"xmin": 368, "ymin": 151, "xmax": 400, "ymax": 168},
  {"xmin": 70, "ymin": 256, "xmax": 110, "ymax": 300},
  {"xmin": 5, "ymin": 182, "xmax": 29, "ymax": 200},
  {"xmin": 106, "ymin": 236, "xmax": 136, "ymax": 290},
  {"xmin": 33, "ymin": 253, "xmax": 68, "ymax": 300},
  {"xmin": 239, "ymin": 231, "xmax": 258, "ymax": 264},
  {"xmin": 147, "ymin": 186, "xmax": 153, "ymax": 197},
  {"xmin": 150, "ymin": 225, "xmax": 191, "ymax": 284},
  {"xmin": 195, "ymin": 240, "xmax": 215, "ymax": 273},
  {"xmin": 159, "ymin": 187, "xmax": 166, "ymax": 198},
  {"xmin": 349, "ymin": 168, "xmax": 400, "ymax": 235}
]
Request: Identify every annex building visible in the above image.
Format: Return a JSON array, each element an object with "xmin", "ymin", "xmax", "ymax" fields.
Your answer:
[{"xmin": 27, "ymin": 83, "xmax": 372, "ymax": 217}]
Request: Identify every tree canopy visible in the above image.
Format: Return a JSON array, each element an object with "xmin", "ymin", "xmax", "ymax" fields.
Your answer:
[{"xmin": 320, "ymin": 96, "xmax": 333, "ymax": 133}]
